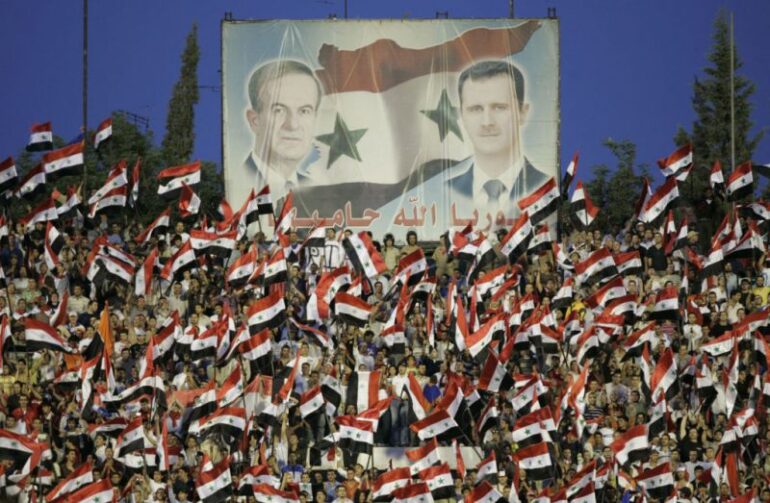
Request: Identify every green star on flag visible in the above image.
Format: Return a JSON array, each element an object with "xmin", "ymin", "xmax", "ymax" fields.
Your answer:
[
  {"xmin": 316, "ymin": 113, "xmax": 367, "ymax": 168},
  {"xmin": 420, "ymin": 89, "xmax": 463, "ymax": 142}
]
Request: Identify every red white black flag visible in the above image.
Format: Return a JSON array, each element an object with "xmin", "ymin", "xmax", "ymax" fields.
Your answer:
[
  {"xmin": 94, "ymin": 117, "xmax": 113, "ymax": 149},
  {"xmin": 727, "ymin": 161, "xmax": 754, "ymax": 201},
  {"xmin": 157, "ymin": 160, "xmax": 201, "ymax": 199},
  {"xmin": 26, "ymin": 121, "xmax": 53, "ymax": 151}
]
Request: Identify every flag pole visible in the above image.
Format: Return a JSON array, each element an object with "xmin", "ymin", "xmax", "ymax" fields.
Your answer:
[
  {"xmin": 730, "ymin": 11, "xmax": 736, "ymax": 172},
  {"xmin": 82, "ymin": 0, "xmax": 89, "ymax": 190}
]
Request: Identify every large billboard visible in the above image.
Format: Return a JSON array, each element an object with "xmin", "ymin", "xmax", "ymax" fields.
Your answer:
[{"xmin": 223, "ymin": 19, "xmax": 559, "ymax": 240}]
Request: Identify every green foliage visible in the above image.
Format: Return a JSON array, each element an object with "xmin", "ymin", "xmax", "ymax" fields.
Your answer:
[
  {"xmin": 676, "ymin": 10, "xmax": 764, "ymax": 201},
  {"xmin": 161, "ymin": 23, "xmax": 200, "ymax": 168}
]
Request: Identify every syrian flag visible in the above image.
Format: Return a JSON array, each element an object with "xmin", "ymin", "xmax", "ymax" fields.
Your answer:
[
  {"xmin": 419, "ymin": 463, "xmax": 454, "ymax": 500},
  {"xmin": 261, "ymin": 248, "xmax": 288, "ymax": 287},
  {"xmin": 334, "ymin": 292, "xmax": 373, "ymax": 326},
  {"xmin": 466, "ymin": 313, "xmax": 505, "ymax": 358},
  {"xmin": 551, "ymin": 277, "xmax": 574, "ymax": 312},
  {"xmin": 160, "ymin": 241, "xmax": 196, "ymax": 281},
  {"xmin": 93, "ymin": 255, "xmax": 135, "ymax": 287},
  {"xmin": 178, "ymin": 182, "xmax": 201, "ymax": 218},
  {"xmin": 63, "ymin": 479, "xmax": 115, "ymax": 503},
  {"xmin": 43, "ymin": 142, "xmax": 84, "ymax": 179},
  {"xmin": 252, "ymin": 484, "xmax": 299, "ymax": 503},
  {"xmin": 500, "ymin": 211, "xmax": 532, "ymax": 263},
  {"xmin": 637, "ymin": 462, "xmax": 674, "ymax": 501},
  {"xmin": 727, "ymin": 161, "xmax": 754, "ymax": 201},
  {"xmin": 478, "ymin": 350, "xmax": 514, "ymax": 393},
  {"xmin": 16, "ymin": 162, "xmax": 46, "ymax": 198},
  {"xmin": 134, "ymin": 208, "xmax": 171, "ymax": 245},
  {"xmin": 651, "ymin": 348, "xmax": 679, "ymax": 402},
  {"xmin": 135, "ymin": 247, "xmax": 159, "ymax": 297},
  {"xmin": 45, "ymin": 461, "xmax": 93, "ymax": 501},
  {"xmin": 513, "ymin": 442, "xmax": 554, "ymax": 481},
  {"xmin": 44, "ymin": 222, "xmax": 64, "ymax": 271},
  {"xmin": 115, "ymin": 416, "xmax": 146, "ymax": 456},
  {"xmin": 94, "ymin": 117, "xmax": 113, "ymax": 149},
  {"xmin": 561, "ymin": 151, "xmax": 579, "ymax": 198},
  {"xmin": 392, "ymin": 482, "xmax": 434, "ymax": 503},
  {"xmin": 57, "ymin": 185, "xmax": 83, "ymax": 219},
  {"xmin": 336, "ymin": 415, "xmax": 374, "ymax": 453},
  {"xmin": 517, "ymin": 177, "xmax": 560, "ymax": 224},
  {"xmin": 189, "ymin": 407, "xmax": 247, "ymax": 442},
  {"xmin": 527, "ymin": 224, "xmax": 553, "ymax": 255},
  {"xmin": 196, "ymin": 458, "xmax": 233, "ymax": 503},
  {"xmin": 665, "ymin": 217, "xmax": 689, "ymax": 254},
  {"xmin": 26, "ymin": 121, "xmax": 53, "ymax": 151},
  {"xmin": 650, "ymin": 286, "xmax": 679, "ymax": 321},
  {"xmin": 129, "ymin": 157, "xmax": 141, "ymax": 208},
  {"xmin": 657, "ymin": 144, "xmax": 692, "ymax": 180},
  {"xmin": 346, "ymin": 370, "xmax": 381, "ymax": 413},
  {"xmin": 157, "ymin": 160, "xmax": 201, "ymax": 199},
  {"xmin": 88, "ymin": 185, "xmax": 127, "ymax": 218},
  {"xmin": 610, "ymin": 424, "xmax": 649, "ymax": 467},
  {"xmin": 640, "ymin": 177, "xmax": 679, "ymax": 224},
  {"xmin": 512, "ymin": 407, "xmax": 555, "ymax": 448},
  {"xmin": 237, "ymin": 465, "xmax": 279, "ymax": 495},
  {"xmin": 711, "ymin": 160, "xmax": 726, "ymax": 195},
  {"xmin": 190, "ymin": 229, "xmax": 237, "ymax": 257},
  {"xmin": 372, "ymin": 467, "xmax": 411, "ymax": 501},
  {"xmin": 392, "ymin": 248, "xmax": 428, "ymax": 287},
  {"xmin": 728, "ymin": 225, "xmax": 765, "ymax": 259},
  {"xmin": 570, "ymin": 181, "xmax": 599, "ymax": 229},
  {"xmin": 247, "ymin": 291, "xmax": 286, "ymax": 334},
  {"xmin": 226, "ymin": 246, "xmax": 257, "ymax": 289},
  {"xmin": 22, "ymin": 197, "xmax": 59, "ymax": 233},
  {"xmin": 405, "ymin": 438, "xmax": 440, "ymax": 475},
  {"xmin": 622, "ymin": 322, "xmax": 656, "ymax": 359},
  {"xmin": 475, "ymin": 450, "xmax": 499, "ymax": 482},
  {"xmin": 0, "ymin": 157, "xmax": 19, "ymax": 194},
  {"xmin": 343, "ymin": 231, "xmax": 387, "ymax": 279},
  {"xmin": 584, "ymin": 275, "xmax": 626, "ymax": 309},
  {"xmin": 24, "ymin": 318, "xmax": 74, "ymax": 353},
  {"xmin": 299, "ymin": 386, "xmax": 325, "ymax": 418},
  {"xmin": 256, "ymin": 185, "xmax": 274, "ymax": 215},
  {"xmin": 410, "ymin": 408, "xmax": 461, "ymax": 441},
  {"xmin": 574, "ymin": 247, "xmax": 617, "ymax": 286}
]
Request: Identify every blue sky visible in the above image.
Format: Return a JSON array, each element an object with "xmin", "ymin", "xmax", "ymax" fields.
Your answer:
[{"xmin": 1, "ymin": 0, "xmax": 768, "ymax": 184}]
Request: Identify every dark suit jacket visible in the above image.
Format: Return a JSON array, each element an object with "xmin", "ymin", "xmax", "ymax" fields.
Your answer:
[{"xmin": 446, "ymin": 156, "xmax": 549, "ymax": 203}]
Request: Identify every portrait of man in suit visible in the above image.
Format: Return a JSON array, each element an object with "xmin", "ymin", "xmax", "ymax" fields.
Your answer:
[
  {"xmin": 447, "ymin": 59, "xmax": 548, "ymax": 215},
  {"xmin": 244, "ymin": 59, "xmax": 323, "ymax": 202}
]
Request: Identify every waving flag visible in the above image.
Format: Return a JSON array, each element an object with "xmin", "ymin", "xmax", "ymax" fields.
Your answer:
[{"xmin": 27, "ymin": 121, "xmax": 53, "ymax": 151}]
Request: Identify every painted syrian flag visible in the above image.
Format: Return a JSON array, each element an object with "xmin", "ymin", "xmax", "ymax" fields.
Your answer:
[
  {"xmin": 637, "ymin": 462, "xmax": 674, "ymax": 501},
  {"xmin": 63, "ymin": 479, "xmax": 114, "ymax": 503},
  {"xmin": 16, "ymin": 163, "xmax": 47, "ymax": 199},
  {"xmin": 512, "ymin": 442, "xmax": 554, "ymax": 481},
  {"xmin": 500, "ymin": 211, "xmax": 532, "ymax": 263},
  {"xmin": 45, "ymin": 461, "xmax": 93, "ymax": 501},
  {"xmin": 561, "ymin": 151, "xmax": 579, "ymax": 198},
  {"xmin": 0, "ymin": 157, "xmax": 19, "ymax": 193},
  {"xmin": 24, "ymin": 318, "xmax": 74, "ymax": 353},
  {"xmin": 710, "ymin": 159, "xmax": 726, "ymax": 195},
  {"xmin": 570, "ymin": 181, "xmax": 599, "ymax": 229},
  {"xmin": 44, "ymin": 221, "xmax": 64, "ymax": 270},
  {"xmin": 418, "ymin": 463, "xmax": 454, "ymax": 500},
  {"xmin": 405, "ymin": 438, "xmax": 439, "ymax": 475},
  {"xmin": 650, "ymin": 348, "xmax": 679, "ymax": 402},
  {"xmin": 178, "ymin": 182, "xmax": 201, "ymax": 218},
  {"xmin": 336, "ymin": 415, "xmax": 374, "ymax": 453},
  {"xmin": 650, "ymin": 286, "xmax": 679, "ymax": 321},
  {"xmin": 134, "ymin": 208, "xmax": 171, "ymax": 245},
  {"xmin": 727, "ymin": 161, "xmax": 754, "ymax": 201},
  {"xmin": 252, "ymin": 484, "xmax": 299, "ymax": 503},
  {"xmin": 575, "ymin": 247, "xmax": 617, "ymax": 286},
  {"xmin": 640, "ymin": 177, "xmax": 679, "ymax": 224},
  {"xmin": 43, "ymin": 142, "xmax": 84, "ymax": 179},
  {"xmin": 190, "ymin": 229, "xmax": 237, "ymax": 257},
  {"xmin": 517, "ymin": 177, "xmax": 560, "ymax": 224},
  {"xmin": 160, "ymin": 241, "xmax": 197, "ymax": 281},
  {"xmin": 157, "ymin": 160, "xmax": 201, "ymax": 199},
  {"xmin": 26, "ymin": 121, "xmax": 53, "ymax": 151},
  {"xmin": 610, "ymin": 424, "xmax": 649, "ymax": 467},
  {"xmin": 334, "ymin": 291, "xmax": 374, "ymax": 326},
  {"xmin": 247, "ymin": 291, "xmax": 286, "ymax": 334},
  {"xmin": 479, "ymin": 349, "xmax": 514, "ymax": 392},
  {"xmin": 392, "ymin": 482, "xmax": 434, "ymax": 503},
  {"xmin": 88, "ymin": 185, "xmax": 127, "ymax": 218},
  {"xmin": 411, "ymin": 408, "xmax": 461, "ymax": 442},
  {"xmin": 343, "ymin": 231, "xmax": 388, "ymax": 279},
  {"xmin": 657, "ymin": 143, "xmax": 692, "ymax": 180},
  {"xmin": 94, "ymin": 117, "xmax": 113, "ymax": 149},
  {"xmin": 196, "ymin": 458, "xmax": 233, "ymax": 503},
  {"xmin": 372, "ymin": 466, "xmax": 412, "ymax": 501}
]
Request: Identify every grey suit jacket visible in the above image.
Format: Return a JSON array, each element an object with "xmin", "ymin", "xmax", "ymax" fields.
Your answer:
[{"xmin": 446, "ymin": 156, "xmax": 549, "ymax": 204}]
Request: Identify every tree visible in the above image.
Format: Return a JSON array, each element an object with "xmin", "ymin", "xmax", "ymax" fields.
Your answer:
[
  {"xmin": 676, "ymin": 10, "xmax": 763, "ymax": 202},
  {"xmin": 161, "ymin": 23, "xmax": 200, "ymax": 168}
]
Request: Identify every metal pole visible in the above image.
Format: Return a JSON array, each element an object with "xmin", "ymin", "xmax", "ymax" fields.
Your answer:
[
  {"xmin": 730, "ymin": 11, "xmax": 736, "ymax": 171},
  {"xmin": 83, "ymin": 0, "xmax": 89, "ymax": 189},
  {"xmin": 344, "ymin": 0, "xmax": 348, "ymax": 19},
  {"xmin": 509, "ymin": 0, "xmax": 515, "ymax": 18}
]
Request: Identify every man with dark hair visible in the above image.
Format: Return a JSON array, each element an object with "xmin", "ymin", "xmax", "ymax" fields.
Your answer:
[
  {"xmin": 446, "ymin": 59, "xmax": 548, "ymax": 216},
  {"xmin": 243, "ymin": 59, "xmax": 323, "ymax": 201}
]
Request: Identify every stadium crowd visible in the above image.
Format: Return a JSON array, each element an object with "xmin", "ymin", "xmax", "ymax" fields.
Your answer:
[{"xmin": 1, "ymin": 175, "xmax": 769, "ymax": 503}]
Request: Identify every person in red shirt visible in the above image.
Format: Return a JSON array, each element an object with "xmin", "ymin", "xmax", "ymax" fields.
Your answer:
[{"xmin": 11, "ymin": 394, "xmax": 39, "ymax": 431}]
